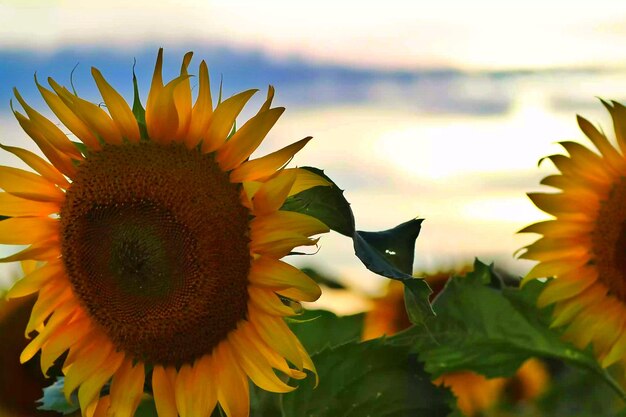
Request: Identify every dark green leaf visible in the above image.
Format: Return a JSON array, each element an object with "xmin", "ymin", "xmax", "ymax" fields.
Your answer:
[
  {"xmin": 288, "ymin": 309, "xmax": 364, "ymax": 355},
  {"xmin": 355, "ymin": 218, "xmax": 423, "ymax": 276},
  {"xmin": 281, "ymin": 167, "xmax": 355, "ymax": 237},
  {"xmin": 406, "ymin": 259, "xmax": 625, "ymax": 400},
  {"xmin": 354, "ymin": 219, "xmax": 433, "ymax": 324},
  {"xmin": 283, "ymin": 168, "xmax": 432, "ymax": 322},
  {"xmin": 531, "ymin": 364, "xmax": 624, "ymax": 417},
  {"xmin": 38, "ymin": 377, "xmax": 79, "ymax": 415},
  {"xmin": 281, "ymin": 338, "xmax": 453, "ymax": 417}
]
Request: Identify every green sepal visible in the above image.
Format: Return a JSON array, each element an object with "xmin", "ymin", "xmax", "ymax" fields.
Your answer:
[
  {"xmin": 131, "ymin": 62, "xmax": 149, "ymax": 141},
  {"xmin": 71, "ymin": 140, "xmax": 89, "ymax": 158}
]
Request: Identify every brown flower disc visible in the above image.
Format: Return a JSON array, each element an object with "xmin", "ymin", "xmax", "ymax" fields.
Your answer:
[
  {"xmin": 60, "ymin": 142, "xmax": 251, "ymax": 366},
  {"xmin": 593, "ymin": 177, "xmax": 626, "ymax": 302}
]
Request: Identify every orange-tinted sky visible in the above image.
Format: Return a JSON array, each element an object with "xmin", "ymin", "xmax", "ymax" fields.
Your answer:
[{"xmin": 3, "ymin": 0, "xmax": 626, "ymax": 70}]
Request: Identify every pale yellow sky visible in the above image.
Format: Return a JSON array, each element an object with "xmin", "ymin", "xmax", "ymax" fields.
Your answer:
[{"xmin": 2, "ymin": 0, "xmax": 626, "ymax": 70}]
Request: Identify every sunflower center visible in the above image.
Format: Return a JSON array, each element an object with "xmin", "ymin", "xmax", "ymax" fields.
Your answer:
[
  {"xmin": 60, "ymin": 142, "xmax": 251, "ymax": 366},
  {"xmin": 592, "ymin": 176, "xmax": 626, "ymax": 301}
]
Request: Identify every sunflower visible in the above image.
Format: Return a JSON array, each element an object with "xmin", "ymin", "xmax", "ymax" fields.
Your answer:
[
  {"xmin": 0, "ymin": 273, "xmax": 60, "ymax": 417},
  {"xmin": 3, "ymin": 49, "xmax": 330, "ymax": 417},
  {"xmin": 519, "ymin": 101, "xmax": 626, "ymax": 371}
]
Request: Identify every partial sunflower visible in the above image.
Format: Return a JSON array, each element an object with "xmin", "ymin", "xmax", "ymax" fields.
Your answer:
[
  {"xmin": 519, "ymin": 101, "xmax": 626, "ymax": 371},
  {"xmin": 0, "ymin": 264, "xmax": 61, "ymax": 417},
  {"xmin": 3, "ymin": 49, "xmax": 330, "ymax": 417}
]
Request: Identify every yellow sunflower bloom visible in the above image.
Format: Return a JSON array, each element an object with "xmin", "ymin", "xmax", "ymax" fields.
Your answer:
[
  {"xmin": 3, "ymin": 49, "xmax": 330, "ymax": 417},
  {"xmin": 520, "ymin": 101, "xmax": 626, "ymax": 371}
]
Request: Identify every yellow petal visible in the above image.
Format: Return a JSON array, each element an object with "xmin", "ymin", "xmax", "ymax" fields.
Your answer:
[
  {"xmin": 175, "ymin": 364, "xmax": 193, "ymax": 417},
  {"xmin": 26, "ymin": 283, "xmax": 71, "ymax": 335},
  {"xmin": 21, "ymin": 301, "xmax": 77, "ymax": 363},
  {"xmin": 48, "ymin": 80, "xmax": 123, "ymax": 146},
  {"xmin": 213, "ymin": 342, "xmax": 249, "ymax": 417},
  {"xmin": 251, "ymin": 231, "xmax": 319, "ymax": 259},
  {"xmin": 527, "ymin": 192, "xmax": 599, "ymax": 216},
  {"xmin": 288, "ymin": 168, "xmax": 331, "ymax": 196},
  {"xmin": 92, "ymin": 395, "xmax": 111, "ymax": 417},
  {"xmin": 252, "ymin": 169, "xmax": 297, "ymax": 215},
  {"xmin": 174, "ymin": 52, "xmax": 194, "ymax": 139},
  {"xmin": 146, "ymin": 48, "xmax": 165, "ymax": 123},
  {"xmin": 522, "ymin": 257, "xmax": 588, "ymax": 284},
  {"xmin": 40, "ymin": 317, "xmax": 92, "ymax": 375},
  {"xmin": 0, "ymin": 217, "xmax": 58, "ymax": 245},
  {"xmin": 0, "ymin": 239, "xmax": 60, "ymax": 263},
  {"xmin": 201, "ymin": 89, "xmax": 258, "ymax": 153},
  {"xmin": 12, "ymin": 111, "xmax": 78, "ymax": 178},
  {"xmin": 77, "ymin": 350, "xmax": 125, "ymax": 417},
  {"xmin": 7, "ymin": 261, "xmax": 64, "ymax": 299},
  {"xmin": 0, "ymin": 144, "xmax": 69, "ymax": 187},
  {"xmin": 91, "ymin": 67, "xmax": 141, "ymax": 143},
  {"xmin": 14, "ymin": 86, "xmax": 85, "ymax": 159},
  {"xmin": 152, "ymin": 366, "xmax": 178, "ymax": 417},
  {"xmin": 248, "ymin": 256, "xmax": 321, "ymax": 302},
  {"xmin": 251, "ymin": 210, "xmax": 329, "ymax": 239},
  {"xmin": 0, "ymin": 192, "xmax": 59, "ymax": 217},
  {"xmin": 109, "ymin": 359, "xmax": 145, "ymax": 417},
  {"xmin": 189, "ymin": 356, "xmax": 218, "ymax": 417},
  {"xmin": 227, "ymin": 329, "xmax": 295, "ymax": 393},
  {"xmin": 518, "ymin": 219, "xmax": 592, "ymax": 239},
  {"xmin": 249, "ymin": 287, "xmax": 298, "ymax": 316},
  {"xmin": 603, "ymin": 327, "xmax": 626, "ymax": 367},
  {"xmin": 0, "ymin": 166, "xmax": 65, "ymax": 202},
  {"xmin": 146, "ymin": 75, "xmax": 190, "ymax": 144},
  {"xmin": 240, "ymin": 322, "xmax": 306, "ymax": 380},
  {"xmin": 230, "ymin": 137, "xmax": 312, "ymax": 183},
  {"xmin": 65, "ymin": 338, "xmax": 114, "ymax": 400},
  {"xmin": 601, "ymin": 100, "xmax": 626, "ymax": 157},
  {"xmin": 216, "ymin": 107, "xmax": 285, "ymax": 171},
  {"xmin": 39, "ymin": 78, "xmax": 100, "ymax": 151},
  {"xmin": 537, "ymin": 270, "xmax": 597, "ymax": 308},
  {"xmin": 248, "ymin": 308, "xmax": 304, "ymax": 370},
  {"xmin": 185, "ymin": 60, "xmax": 213, "ymax": 149},
  {"xmin": 577, "ymin": 113, "xmax": 626, "ymax": 174},
  {"xmin": 258, "ymin": 86, "xmax": 275, "ymax": 113}
]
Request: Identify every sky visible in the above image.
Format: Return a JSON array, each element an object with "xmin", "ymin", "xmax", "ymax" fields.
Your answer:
[
  {"xmin": 2, "ymin": 1, "xmax": 626, "ymax": 298},
  {"xmin": 3, "ymin": 0, "xmax": 626, "ymax": 70}
]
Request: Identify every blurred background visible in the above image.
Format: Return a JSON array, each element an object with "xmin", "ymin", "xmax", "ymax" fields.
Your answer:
[{"xmin": 2, "ymin": 0, "xmax": 626, "ymax": 307}]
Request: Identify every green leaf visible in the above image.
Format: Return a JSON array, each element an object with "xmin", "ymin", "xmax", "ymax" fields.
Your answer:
[
  {"xmin": 355, "ymin": 218, "xmax": 423, "ymax": 276},
  {"xmin": 281, "ymin": 338, "xmax": 453, "ymax": 417},
  {"xmin": 407, "ymin": 259, "xmax": 626, "ymax": 401},
  {"xmin": 282, "ymin": 169, "xmax": 432, "ymax": 321},
  {"xmin": 288, "ymin": 309, "xmax": 364, "ymax": 355},
  {"xmin": 281, "ymin": 167, "xmax": 355, "ymax": 237},
  {"xmin": 532, "ymin": 365, "xmax": 625, "ymax": 417},
  {"xmin": 38, "ymin": 377, "xmax": 79, "ymax": 415}
]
